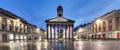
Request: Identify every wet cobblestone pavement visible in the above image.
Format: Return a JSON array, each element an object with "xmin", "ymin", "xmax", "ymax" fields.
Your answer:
[{"xmin": 0, "ymin": 40, "xmax": 120, "ymax": 50}]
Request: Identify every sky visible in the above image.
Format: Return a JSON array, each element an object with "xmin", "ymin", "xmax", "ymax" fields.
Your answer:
[{"xmin": 0, "ymin": 0, "xmax": 120, "ymax": 30}]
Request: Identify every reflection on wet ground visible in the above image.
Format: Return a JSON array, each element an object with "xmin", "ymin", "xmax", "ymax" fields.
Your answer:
[{"xmin": 0, "ymin": 40, "xmax": 120, "ymax": 50}]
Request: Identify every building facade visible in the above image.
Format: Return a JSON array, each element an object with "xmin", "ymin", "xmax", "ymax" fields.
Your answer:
[
  {"xmin": 45, "ymin": 6, "xmax": 75, "ymax": 40},
  {"xmin": 91, "ymin": 9, "xmax": 120, "ymax": 39},
  {"xmin": 76, "ymin": 9, "xmax": 120, "ymax": 39},
  {"xmin": 0, "ymin": 8, "xmax": 44, "ymax": 42},
  {"xmin": 76, "ymin": 24, "xmax": 91, "ymax": 39}
]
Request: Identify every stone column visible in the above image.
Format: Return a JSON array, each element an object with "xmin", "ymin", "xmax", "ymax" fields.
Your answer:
[
  {"xmin": 48, "ymin": 25, "xmax": 51, "ymax": 39},
  {"xmin": 51, "ymin": 25, "xmax": 55, "ymax": 39},
  {"xmin": 55, "ymin": 25, "xmax": 58, "ymax": 39},
  {"xmin": 70, "ymin": 25, "xmax": 73, "ymax": 39},
  {"xmin": 67, "ymin": 25, "xmax": 69, "ymax": 39},
  {"xmin": 63, "ymin": 25, "xmax": 65, "ymax": 38},
  {"xmin": 50, "ymin": 25, "xmax": 52, "ymax": 39}
]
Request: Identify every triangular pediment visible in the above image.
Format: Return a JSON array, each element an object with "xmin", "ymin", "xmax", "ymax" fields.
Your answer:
[
  {"xmin": 46, "ymin": 16, "xmax": 75, "ymax": 23},
  {"xmin": 49, "ymin": 17, "xmax": 68, "ymax": 22}
]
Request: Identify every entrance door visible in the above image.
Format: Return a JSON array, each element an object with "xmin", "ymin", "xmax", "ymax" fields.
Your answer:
[
  {"xmin": 59, "ymin": 34, "xmax": 63, "ymax": 38},
  {"xmin": 102, "ymin": 34, "xmax": 106, "ymax": 38},
  {"xmin": 2, "ymin": 34, "xmax": 8, "ymax": 42},
  {"xmin": 58, "ymin": 28, "xmax": 63, "ymax": 39},
  {"xmin": 58, "ymin": 34, "xmax": 63, "ymax": 40},
  {"xmin": 117, "ymin": 33, "xmax": 120, "ymax": 38},
  {"xmin": 98, "ymin": 34, "xmax": 101, "ymax": 39}
]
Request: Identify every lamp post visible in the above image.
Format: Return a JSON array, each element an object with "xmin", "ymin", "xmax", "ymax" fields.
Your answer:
[{"xmin": 96, "ymin": 19, "xmax": 102, "ymax": 24}]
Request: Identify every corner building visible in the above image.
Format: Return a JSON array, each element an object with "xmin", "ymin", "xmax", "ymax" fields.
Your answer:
[
  {"xmin": 45, "ymin": 6, "xmax": 75, "ymax": 40},
  {"xmin": 76, "ymin": 9, "xmax": 120, "ymax": 39},
  {"xmin": 0, "ymin": 8, "xmax": 44, "ymax": 42},
  {"xmin": 91, "ymin": 9, "xmax": 120, "ymax": 39}
]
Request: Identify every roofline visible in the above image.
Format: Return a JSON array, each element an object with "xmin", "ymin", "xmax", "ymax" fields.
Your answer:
[{"xmin": 0, "ymin": 8, "xmax": 36, "ymax": 27}]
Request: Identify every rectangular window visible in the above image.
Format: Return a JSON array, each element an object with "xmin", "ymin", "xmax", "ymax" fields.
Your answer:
[
  {"xmin": 103, "ymin": 27, "xmax": 106, "ymax": 31},
  {"xmin": 92, "ymin": 25, "xmax": 94, "ymax": 33},
  {"xmin": 102, "ymin": 21, "xmax": 106, "ymax": 31},
  {"xmin": 98, "ymin": 24, "xmax": 101, "ymax": 32},
  {"xmin": 2, "ymin": 17, "xmax": 7, "ymax": 31},
  {"xmin": 109, "ymin": 25, "xmax": 112, "ymax": 31},
  {"xmin": 95, "ymin": 28, "xmax": 97, "ymax": 33},
  {"xmin": 2, "ymin": 25, "xmax": 6, "ymax": 31},
  {"xmin": 15, "ymin": 27, "xmax": 18, "ymax": 32},
  {"xmin": 108, "ymin": 19, "xmax": 112, "ymax": 31},
  {"xmin": 99, "ymin": 27, "xmax": 101, "ymax": 32},
  {"xmin": 9, "ymin": 21, "xmax": 14, "ymax": 31},
  {"xmin": 9, "ymin": 25, "xmax": 12, "ymax": 31},
  {"xmin": 2, "ymin": 17, "xmax": 7, "ymax": 25},
  {"xmin": 109, "ymin": 19, "xmax": 112, "ymax": 24}
]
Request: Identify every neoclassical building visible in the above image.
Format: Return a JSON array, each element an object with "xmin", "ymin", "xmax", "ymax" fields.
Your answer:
[
  {"xmin": 76, "ymin": 23, "xmax": 91, "ymax": 39},
  {"xmin": 90, "ymin": 9, "xmax": 120, "ymax": 39},
  {"xmin": 76, "ymin": 9, "xmax": 120, "ymax": 39},
  {"xmin": 0, "ymin": 8, "xmax": 44, "ymax": 42},
  {"xmin": 45, "ymin": 6, "xmax": 75, "ymax": 40}
]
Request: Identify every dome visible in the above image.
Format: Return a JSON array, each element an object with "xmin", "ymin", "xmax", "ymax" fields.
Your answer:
[{"xmin": 57, "ymin": 6, "xmax": 63, "ymax": 16}]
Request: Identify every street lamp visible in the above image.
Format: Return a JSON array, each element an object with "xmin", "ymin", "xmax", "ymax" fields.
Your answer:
[
  {"xmin": 78, "ymin": 28, "xmax": 84, "ymax": 32},
  {"xmin": 16, "ymin": 19, "xmax": 20, "ymax": 22},
  {"xmin": 15, "ymin": 19, "xmax": 20, "ymax": 27},
  {"xmin": 96, "ymin": 19, "xmax": 102, "ymax": 24}
]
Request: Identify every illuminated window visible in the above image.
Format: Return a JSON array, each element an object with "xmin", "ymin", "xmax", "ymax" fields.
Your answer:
[{"xmin": 10, "ymin": 34, "xmax": 14, "ymax": 39}]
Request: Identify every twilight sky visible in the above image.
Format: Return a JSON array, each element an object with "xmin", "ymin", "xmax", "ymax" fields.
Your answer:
[{"xmin": 0, "ymin": 0, "xmax": 120, "ymax": 30}]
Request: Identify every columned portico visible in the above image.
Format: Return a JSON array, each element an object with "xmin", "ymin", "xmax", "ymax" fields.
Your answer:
[
  {"xmin": 46, "ymin": 6, "xmax": 75, "ymax": 40},
  {"xmin": 45, "ymin": 6, "xmax": 75, "ymax": 40},
  {"xmin": 46, "ymin": 24, "xmax": 74, "ymax": 39}
]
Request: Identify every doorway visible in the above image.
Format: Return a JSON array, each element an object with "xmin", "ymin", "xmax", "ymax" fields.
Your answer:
[{"xmin": 2, "ymin": 34, "xmax": 8, "ymax": 42}]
